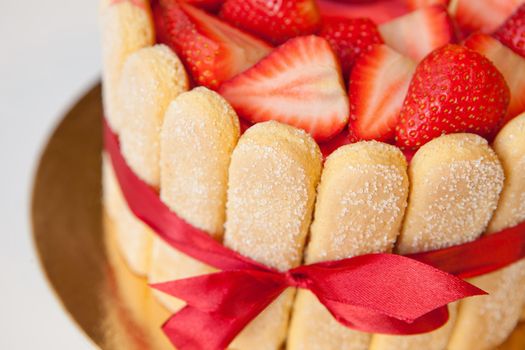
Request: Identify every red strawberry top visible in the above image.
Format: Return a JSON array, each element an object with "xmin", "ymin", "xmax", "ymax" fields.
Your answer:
[
  {"xmin": 151, "ymin": 0, "xmax": 525, "ymax": 154},
  {"xmin": 396, "ymin": 44, "xmax": 510, "ymax": 150}
]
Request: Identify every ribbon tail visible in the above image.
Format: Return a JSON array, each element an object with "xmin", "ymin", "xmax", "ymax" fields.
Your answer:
[
  {"xmin": 153, "ymin": 270, "xmax": 288, "ymax": 350},
  {"xmin": 320, "ymin": 299, "xmax": 451, "ymax": 335},
  {"xmin": 162, "ymin": 288, "xmax": 286, "ymax": 350},
  {"xmin": 297, "ymin": 253, "xmax": 486, "ymax": 335}
]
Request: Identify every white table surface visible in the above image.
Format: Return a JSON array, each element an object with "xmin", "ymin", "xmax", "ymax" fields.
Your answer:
[{"xmin": 1, "ymin": 1, "xmax": 101, "ymax": 348}]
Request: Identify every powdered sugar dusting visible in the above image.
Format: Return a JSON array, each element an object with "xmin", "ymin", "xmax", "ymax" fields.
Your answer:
[
  {"xmin": 224, "ymin": 122, "xmax": 321, "ymax": 271},
  {"xmin": 119, "ymin": 45, "xmax": 189, "ymax": 187},
  {"xmin": 308, "ymin": 163, "xmax": 407, "ymax": 262},
  {"xmin": 398, "ymin": 157, "xmax": 504, "ymax": 254},
  {"xmin": 488, "ymin": 114, "xmax": 525, "ymax": 233},
  {"xmin": 100, "ymin": 1, "xmax": 154, "ymax": 132},
  {"xmin": 160, "ymin": 87, "xmax": 239, "ymax": 236}
]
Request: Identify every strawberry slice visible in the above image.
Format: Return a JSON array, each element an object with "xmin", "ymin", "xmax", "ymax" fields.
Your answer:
[
  {"xmin": 320, "ymin": 17, "xmax": 384, "ymax": 78},
  {"xmin": 449, "ymin": 0, "xmax": 524, "ymax": 35},
  {"xmin": 464, "ymin": 33, "xmax": 525, "ymax": 124},
  {"xmin": 219, "ymin": 35, "xmax": 349, "ymax": 141},
  {"xmin": 494, "ymin": 4, "xmax": 525, "ymax": 58},
  {"xmin": 379, "ymin": 5, "xmax": 455, "ymax": 61},
  {"xmin": 396, "ymin": 44, "xmax": 510, "ymax": 150},
  {"xmin": 317, "ymin": 0, "xmax": 410, "ymax": 24},
  {"xmin": 405, "ymin": 0, "xmax": 449, "ymax": 10},
  {"xmin": 219, "ymin": 0, "xmax": 321, "ymax": 45},
  {"xmin": 153, "ymin": 1, "xmax": 271, "ymax": 89},
  {"xmin": 349, "ymin": 45, "xmax": 416, "ymax": 142}
]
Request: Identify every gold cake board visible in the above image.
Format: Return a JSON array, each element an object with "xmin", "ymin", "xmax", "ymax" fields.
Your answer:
[{"xmin": 31, "ymin": 83, "xmax": 525, "ymax": 349}]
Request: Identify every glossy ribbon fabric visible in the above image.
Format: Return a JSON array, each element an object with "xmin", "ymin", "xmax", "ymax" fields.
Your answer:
[{"xmin": 103, "ymin": 119, "xmax": 525, "ymax": 350}]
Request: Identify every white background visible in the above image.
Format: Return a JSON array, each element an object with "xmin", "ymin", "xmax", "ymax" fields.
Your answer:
[{"xmin": 1, "ymin": 1, "xmax": 100, "ymax": 348}]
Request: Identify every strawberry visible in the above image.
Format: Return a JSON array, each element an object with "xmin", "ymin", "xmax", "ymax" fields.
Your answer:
[
  {"xmin": 464, "ymin": 33, "xmax": 525, "ymax": 124},
  {"xmin": 450, "ymin": 0, "xmax": 524, "ymax": 35},
  {"xmin": 219, "ymin": 0, "xmax": 321, "ymax": 45},
  {"xmin": 317, "ymin": 0, "xmax": 410, "ymax": 24},
  {"xmin": 183, "ymin": 0, "xmax": 224, "ymax": 12},
  {"xmin": 219, "ymin": 36, "xmax": 349, "ymax": 141},
  {"xmin": 494, "ymin": 4, "xmax": 525, "ymax": 58},
  {"xmin": 379, "ymin": 5, "xmax": 455, "ymax": 61},
  {"xmin": 405, "ymin": 0, "xmax": 449, "ymax": 10},
  {"xmin": 320, "ymin": 17, "xmax": 384, "ymax": 78},
  {"xmin": 153, "ymin": 1, "xmax": 271, "ymax": 89},
  {"xmin": 349, "ymin": 45, "xmax": 416, "ymax": 142},
  {"xmin": 396, "ymin": 44, "xmax": 510, "ymax": 150}
]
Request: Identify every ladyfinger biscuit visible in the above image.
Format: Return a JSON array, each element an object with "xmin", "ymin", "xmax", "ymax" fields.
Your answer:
[
  {"xmin": 149, "ymin": 87, "xmax": 240, "ymax": 311},
  {"xmin": 224, "ymin": 121, "xmax": 322, "ymax": 350},
  {"xmin": 100, "ymin": 0, "xmax": 154, "ymax": 132},
  {"xmin": 287, "ymin": 142, "xmax": 409, "ymax": 350},
  {"xmin": 370, "ymin": 133, "xmax": 505, "ymax": 350},
  {"xmin": 102, "ymin": 153, "xmax": 155, "ymax": 275},
  {"xmin": 119, "ymin": 44, "xmax": 189, "ymax": 186},
  {"xmin": 448, "ymin": 114, "xmax": 525, "ymax": 350},
  {"xmin": 113, "ymin": 45, "xmax": 189, "ymax": 276}
]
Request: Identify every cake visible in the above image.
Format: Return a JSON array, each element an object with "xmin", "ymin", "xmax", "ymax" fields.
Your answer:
[{"xmin": 99, "ymin": 0, "xmax": 525, "ymax": 349}]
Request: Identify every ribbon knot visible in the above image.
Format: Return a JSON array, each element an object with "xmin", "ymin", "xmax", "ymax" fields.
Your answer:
[{"xmin": 285, "ymin": 270, "xmax": 311, "ymax": 288}]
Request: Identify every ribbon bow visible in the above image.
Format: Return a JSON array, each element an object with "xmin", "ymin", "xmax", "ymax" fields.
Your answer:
[
  {"xmin": 104, "ymin": 119, "xmax": 525, "ymax": 350},
  {"xmin": 153, "ymin": 255, "xmax": 481, "ymax": 350}
]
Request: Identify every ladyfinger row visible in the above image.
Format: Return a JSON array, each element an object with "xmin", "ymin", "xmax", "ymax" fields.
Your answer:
[{"xmin": 100, "ymin": 1, "xmax": 525, "ymax": 349}]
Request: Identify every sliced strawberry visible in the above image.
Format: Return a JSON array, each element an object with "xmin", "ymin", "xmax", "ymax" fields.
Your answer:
[
  {"xmin": 219, "ymin": 0, "xmax": 321, "ymax": 45},
  {"xmin": 219, "ymin": 35, "xmax": 349, "ymax": 141},
  {"xmin": 405, "ymin": 0, "xmax": 449, "ymax": 10},
  {"xmin": 379, "ymin": 5, "xmax": 455, "ymax": 61},
  {"xmin": 450, "ymin": 0, "xmax": 524, "ymax": 35},
  {"xmin": 183, "ymin": 0, "xmax": 224, "ymax": 12},
  {"xmin": 320, "ymin": 17, "xmax": 384, "ymax": 78},
  {"xmin": 396, "ymin": 44, "xmax": 510, "ymax": 150},
  {"xmin": 349, "ymin": 45, "xmax": 416, "ymax": 142},
  {"xmin": 153, "ymin": 1, "xmax": 271, "ymax": 89},
  {"xmin": 317, "ymin": 0, "xmax": 410, "ymax": 24},
  {"xmin": 464, "ymin": 33, "xmax": 525, "ymax": 124},
  {"xmin": 494, "ymin": 4, "xmax": 525, "ymax": 58}
]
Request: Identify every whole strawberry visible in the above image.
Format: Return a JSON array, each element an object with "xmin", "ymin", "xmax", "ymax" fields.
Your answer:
[
  {"xmin": 494, "ymin": 4, "xmax": 525, "ymax": 58},
  {"xmin": 219, "ymin": 0, "xmax": 321, "ymax": 45},
  {"xmin": 320, "ymin": 17, "xmax": 383, "ymax": 78},
  {"xmin": 396, "ymin": 44, "xmax": 510, "ymax": 150}
]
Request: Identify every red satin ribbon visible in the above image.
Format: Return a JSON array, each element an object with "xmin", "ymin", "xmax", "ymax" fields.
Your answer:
[{"xmin": 103, "ymin": 119, "xmax": 525, "ymax": 350}]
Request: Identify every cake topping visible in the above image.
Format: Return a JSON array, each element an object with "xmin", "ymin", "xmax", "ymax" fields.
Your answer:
[
  {"xmin": 219, "ymin": 35, "xmax": 349, "ymax": 141},
  {"xmin": 494, "ymin": 3, "xmax": 525, "ymax": 58},
  {"xmin": 464, "ymin": 33, "xmax": 525, "ymax": 124},
  {"xmin": 320, "ymin": 17, "xmax": 384, "ymax": 78},
  {"xmin": 183, "ymin": 0, "xmax": 224, "ymax": 12},
  {"xmin": 219, "ymin": 0, "xmax": 321, "ymax": 45},
  {"xmin": 153, "ymin": 1, "xmax": 271, "ymax": 89},
  {"xmin": 396, "ymin": 44, "xmax": 510, "ymax": 150},
  {"xmin": 349, "ymin": 44, "xmax": 416, "ymax": 142},
  {"xmin": 378, "ymin": 5, "xmax": 455, "ymax": 62},
  {"xmin": 450, "ymin": 0, "xmax": 524, "ymax": 35},
  {"xmin": 316, "ymin": 0, "xmax": 409, "ymax": 24},
  {"xmin": 148, "ymin": 0, "xmax": 525, "ymax": 152}
]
